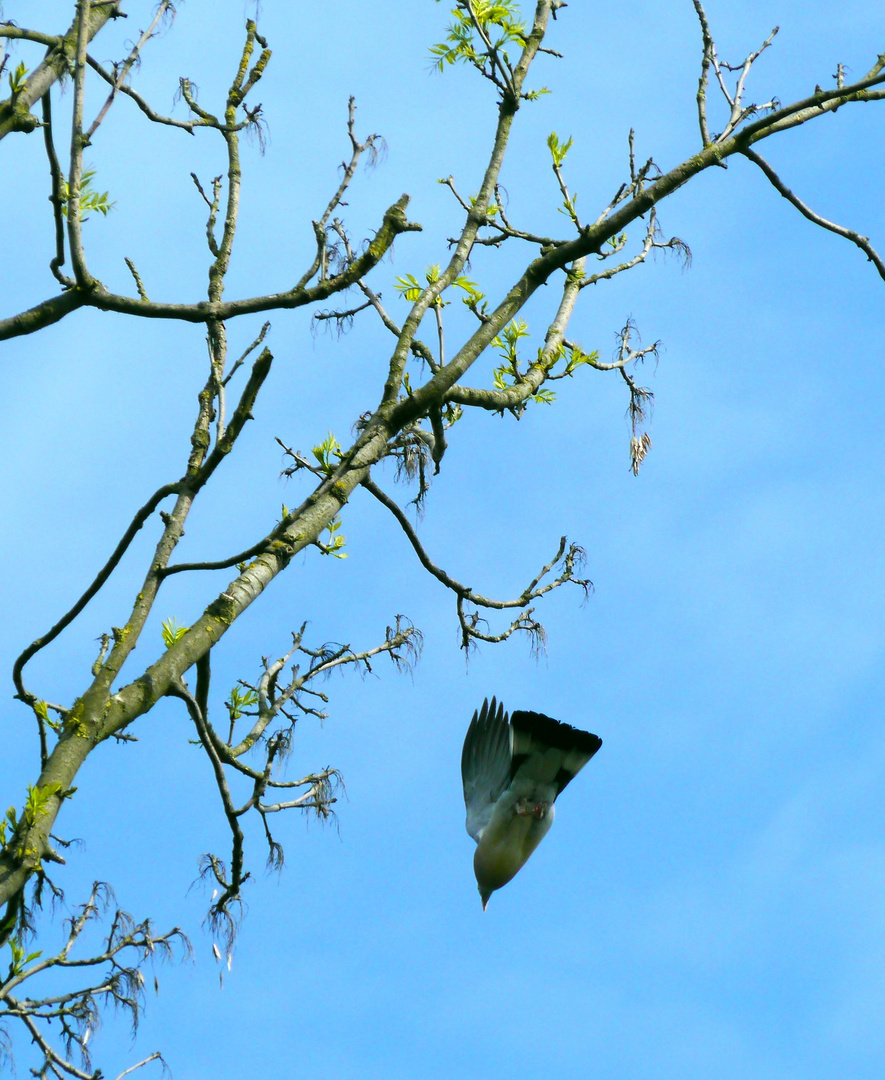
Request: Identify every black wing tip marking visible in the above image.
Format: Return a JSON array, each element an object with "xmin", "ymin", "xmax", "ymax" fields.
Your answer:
[{"xmin": 509, "ymin": 709, "xmax": 602, "ymax": 757}]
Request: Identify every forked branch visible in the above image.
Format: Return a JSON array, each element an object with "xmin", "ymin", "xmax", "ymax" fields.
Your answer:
[{"xmin": 362, "ymin": 477, "xmax": 590, "ymax": 650}]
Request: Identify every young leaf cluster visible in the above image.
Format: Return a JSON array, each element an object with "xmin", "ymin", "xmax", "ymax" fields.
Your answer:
[
  {"xmin": 161, "ymin": 617, "xmax": 189, "ymax": 648},
  {"xmin": 430, "ymin": 1, "xmax": 527, "ymax": 73},
  {"xmin": 546, "ymin": 130, "xmax": 573, "ymax": 166},
  {"xmin": 23, "ymin": 784, "xmax": 59, "ymax": 831},
  {"xmin": 489, "ymin": 321, "xmax": 555, "ymax": 405},
  {"xmin": 319, "ymin": 517, "xmax": 348, "ymax": 558},
  {"xmin": 226, "ymin": 686, "xmax": 259, "ymax": 722},
  {"xmin": 7, "ymin": 61, "xmax": 28, "ymax": 96},
  {"xmin": 311, "ymin": 432, "xmax": 343, "ymax": 475},
  {"xmin": 5, "ymin": 937, "xmax": 42, "ymax": 980},
  {"xmin": 33, "ymin": 699, "xmax": 59, "ymax": 734},
  {"xmin": 394, "ymin": 264, "xmax": 486, "ymax": 310},
  {"xmin": 561, "ymin": 342, "xmax": 600, "ymax": 376},
  {"xmin": 59, "ymin": 169, "xmax": 116, "ymax": 221},
  {"xmin": 0, "ymin": 807, "xmax": 18, "ymax": 850}
]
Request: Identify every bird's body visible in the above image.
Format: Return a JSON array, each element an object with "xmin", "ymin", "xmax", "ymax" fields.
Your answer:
[{"xmin": 461, "ymin": 698, "xmax": 601, "ymax": 909}]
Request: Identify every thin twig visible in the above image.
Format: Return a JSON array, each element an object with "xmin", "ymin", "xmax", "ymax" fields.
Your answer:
[
  {"xmin": 41, "ymin": 95, "xmax": 74, "ymax": 287},
  {"xmin": 742, "ymin": 147, "xmax": 885, "ymax": 281},
  {"xmin": 85, "ymin": 0, "xmax": 175, "ymax": 140},
  {"xmin": 12, "ymin": 483, "xmax": 181, "ymax": 705}
]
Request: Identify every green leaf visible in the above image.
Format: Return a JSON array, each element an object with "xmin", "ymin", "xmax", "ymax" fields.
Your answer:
[
  {"xmin": 161, "ymin": 617, "xmax": 189, "ymax": 648},
  {"xmin": 59, "ymin": 167, "xmax": 117, "ymax": 222},
  {"xmin": 563, "ymin": 343, "xmax": 600, "ymax": 375},
  {"xmin": 23, "ymin": 784, "xmax": 60, "ymax": 828},
  {"xmin": 228, "ymin": 686, "xmax": 259, "ymax": 721},
  {"xmin": 547, "ymin": 131, "xmax": 574, "ymax": 167},
  {"xmin": 430, "ymin": 0, "xmax": 527, "ymax": 73},
  {"xmin": 311, "ymin": 432, "xmax": 342, "ymax": 475},
  {"xmin": 0, "ymin": 806, "xmax": 16, "ymax": 848},
  {"xmin": 493, "ymin": 318, "xmax": 530, "ymax": 367},
  {"xmin": 31, "ymin": 698, "xmax": 60, "ymax": 732},
  {"xmin": 394, "ymin": 273, "xmax": 423, "ymax": 302},
  {"xmin": 8, "ymin": 61, "xmax": 28, "ymax": 96},
  {"xmin": 6, "ymin": 937, "xmax": 43, "ymax": 978},
  {"xmin": 320, "ymin": 517, "xmax": 349, "ymax": 558},
  {"xmin": 492, "ymin": 366, "xmax": 510, "ymax": 390},
  {"xmin": 395, "ymin": 265, "xmax": 451, "ymax": 305}
]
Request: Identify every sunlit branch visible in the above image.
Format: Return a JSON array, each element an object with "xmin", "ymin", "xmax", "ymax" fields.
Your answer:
[
  {"xmin": 0, "ymin": 3, "xmax": 122, "ymax": 142},
  {"xmin": 295, "ymin": 96, "xmax": 384, "ymax": 290},
  {"xmin": 0, "ymin": 195, "xmax": 420, "ymax": 342},
  {"xmin": 65, "ymin": 0, "xmax": 93, "ymax": 288},
  {"xmin": 442, "ymin": 258, "xmax": 584, "ymax": 413},
  {"xmin": 379, "ymin": 1, "xmax": 558, "ymax": 409},
  {"xmin": 691, "ymin": 0, "xmax": 714, "ymax": 145}
]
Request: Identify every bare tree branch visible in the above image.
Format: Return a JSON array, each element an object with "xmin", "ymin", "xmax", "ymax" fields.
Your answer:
[
  {"xmin": 0, "ymin": 2, "xmax": 122, "ymax": 141},
  {"xmin": 361, "ymin": 476, "xmax": 590, "ymax": 649},
  {"xmin": 3, "ymin": 5, "xmax": 885, "ymax": 1073},
  {"xmin": 742, "ymin": 146, "xmax": 885, "ymax": 281},
  {"xmin": 0, "ymin": 882, "xmax": 186, "ymax": 1079},
  {"xmin": 85, "ymin": 1, "xmax": 174, "ymax": 140}
]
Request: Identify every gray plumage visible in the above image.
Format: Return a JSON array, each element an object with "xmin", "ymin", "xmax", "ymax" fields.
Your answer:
[{"xmin": 461, "ymin": 697, "xmax": 602, "ymax": 909}]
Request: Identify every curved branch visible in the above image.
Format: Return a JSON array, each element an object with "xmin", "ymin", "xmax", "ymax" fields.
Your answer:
[
  {"xmin": 86, "ymin": 54, "xmax": 199, "ymax": 131},
  {"xmin": 166, "ymin": 680, "xmax": 247, "ymax": 925},
  {"xmin": 12, "ymin": 482, "xmax": 181, "ymax": 704},
  {"xmin": 41, "ymin": 94, "xmax": 74, "ymax": 287},
  {"xmin": 361, "ymin": 477, "xmax": 589, "ymax": 632},
  {"xmin": 742, "ymin": 147, "xmax": 885, "ymax": 281}
]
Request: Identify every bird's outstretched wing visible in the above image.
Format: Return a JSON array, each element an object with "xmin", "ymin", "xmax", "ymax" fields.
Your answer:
[
  {"xmin": 461, "ymin": 697, "xmax": 511, "ymax": 843},
  {"xmin": 509, "ymin": 709, "xmax": 602, "ymax": 796},
  {"xmin": 461, "ymin": 698, "xmax": 602, "ymax": 908}
]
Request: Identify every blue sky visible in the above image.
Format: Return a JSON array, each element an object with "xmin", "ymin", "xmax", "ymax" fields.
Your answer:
[{"xmin": 2, "ymin": 1, "xmax": 885, "ymax": 1077}]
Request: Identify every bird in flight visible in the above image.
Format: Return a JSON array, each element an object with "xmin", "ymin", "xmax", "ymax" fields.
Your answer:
[{"xmin": 461, "ymin": 697, "xmax": 602, "ymax": 909}]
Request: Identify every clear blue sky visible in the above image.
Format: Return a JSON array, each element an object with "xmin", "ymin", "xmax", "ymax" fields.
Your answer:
[{"xmin": 3, "ymin": 2, "xmax": 885, "ymax": 1077}]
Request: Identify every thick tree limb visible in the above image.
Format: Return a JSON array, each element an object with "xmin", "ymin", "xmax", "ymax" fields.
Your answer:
[
  {"xmin": 4, "ymin": 10, "xmax": 885, "ymax": 1052},
  {"xmin": 0, "ymin": 2, "xmax": 122, "ymax": 141}
]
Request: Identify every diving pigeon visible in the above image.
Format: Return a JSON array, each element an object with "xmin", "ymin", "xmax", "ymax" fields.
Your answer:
[{"xmin": 461, "ymin": 697, "xmax": 602, "ymax": 909}]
